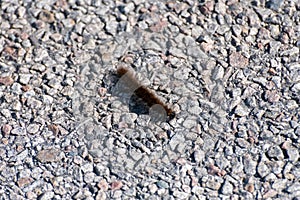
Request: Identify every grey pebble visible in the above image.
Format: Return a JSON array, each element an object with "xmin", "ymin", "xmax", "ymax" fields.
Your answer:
[
  {"xmin": 205, "ymin": 176, "xmax": 222, "ymax": 190},
  {"xmin": 193, "ymin": 150, "xmax": 205, "ymax": 163},
  {"xmin": 220, "ymin": 180, "xmax": 233, "ymax": 195},
  {"xmin": 169, "ymin": 47, "xmax": 187, "ymax": 59},
  {"xmin": 156, "ymin": 180, "xmax": 169, "ymax": 189},
  {"xmin": 172, "ymin": 190, "xmax": 189, "ymax": 199},
  {"xmin": 36, "ymin": 148, "xmax": 62, "ymax": 163},
  {"xmin": 9, "ymin": 83, "xmax": 21, "ymax": 94},
  {"xmin": 234, "ymin": 104, "xmax": 249, "ymax": 117},
  {"xmin": 84, "ymin": 172, "xmax": 95, "ymax": 183},
  {"xmin": 39, "ymin": 191, "xmax": 54, "ymax": 200},
  {"xmin": 191, "ymin": 185, "xmax": 204, "ymax": 196},
  {"xmin": 286, "ymin": 147, "xmax": 299, "ymax": 162},
  {"xmin": 11, "ymin": 100, "xmax": 22, "ymax": 111},
  {"xmin": 27, "ymin": 123, "xmax": 40, "ymax": 134},
  {"xmin": 267, "ymin": 146, "xmax": 284, "ymax": 160},
  {"xmin": 243, "ymin": 156, "xmax": 257, "ymax": 175},
  {"xmin": 229, "ymin": 52, "xmax": 248, "ymax": 68},
  {"xmin": 11, "ymin": 126, "xmax": 26, "ymax": 136},
  {"xmin": 267, "ymin": 0, "xmax": 284, "ymax": 11},
  {"xmin": 112, "ymin": 190, "xmax": 123, "ymax": 198},
  {"xmin": 286, "ymin": 182, "xmax": 300, "ymax": 194},
  {"xmin": 16, "ymin": 149, "xmax": 29, "ymax": 162},
  {"xmin": 257, "ymin": 161, "xmax": 270, "ymax": 178}
]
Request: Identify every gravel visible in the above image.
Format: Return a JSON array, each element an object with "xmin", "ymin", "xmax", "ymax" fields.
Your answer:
[{"xmin": 0, "ymin": 0, "xmax": 299, "ymax": 199}]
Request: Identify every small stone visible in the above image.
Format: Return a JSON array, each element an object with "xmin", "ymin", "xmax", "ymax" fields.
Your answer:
[
  {"xmin": 39, "ymin": 10, "xmax": 55, "ymax": 23},
  {"xmin": 232, "ymin": 25, "xmax": 242, "ymax": 36},
  {"xmin": 11, "ymin": 127, "xmax": 26, "ymax": 135},
  {"xmin": 17, "ymin": 177, "xmax": 33, "ymax": 188},
  {"xmin": 21, "ymin": 85, "xmax": 31, "ymax": 92},
  {"xmin": 50, "ymin": 33, "xmax": 63, "ymax": 42},
  {"xmin": 205, "ymin": 177, "xmax": 221, "ymax": 190},
  {"xmin": 101, "ymin": 53, "xmax": 112, "ymax": 64},
  {"xmin": 169, "ymin": 47, "xmax": 187, "ymax": 58},
  {"xmin": 215, "ymin": 1, "xmax": 226, "ymax": 14},
  {"xmin": 62, "ymin": 18, "xmax": 75, "ymax": 28},
  {"xmin": 221, "ymin": 180, "xmax": 233, "ymax": 195},
  {"xmin": 286, "ymin": 147, "xmax": 299, "ymax": 162},
  {"xmin": 245, "ymin": 183, "xmax": 254, "ymax": 193},
  {"xmin": 192, "ymin": 186, "xmax": 204, "ymax": 197},
  {"xmin": 42, "ymin": 95, "xmax": 54, "ymax": 105},
  {"xmin": 253, "ymin": 77, "xmax": 268, "ymax": 87},
  {"xmin": 264, "ymin": 90, "xmax": 280, "ymax": 103},
  {"xmin": 267, "ymin": 146, "xmax": 284, "ymax": 160},
  {"xmin": 39, "ymin": 191, "xmax": 54, "ymax": 200},
  {"xmin": 257, "ymin": 162, "xmax": 270, "ymax": 178},
  {"xmin": 272, "ymin": 179, "xmax": 287, "ymax": 190},
  {"xmin": 111, "ymin": 181, "xmax": 123, "ymax": 190},
  {"xmin": 267, "ymin": 0, "xmax": 284, "ymax": 11},
  {"xmin": 148, "ymin": 184, "xmax": 158, "ymax": 194},
  {"xmin": 3, "ymin": 46, "xmax": 16, "ymax": 56},
  {"xmin": 263, "ymin": 189, "xmax": 278, "ymax": 198},
  {"xmin": 187, "ymin": 46, "xmax": 206, "ymax": 59},
  {"xmin": 1, "ymin": 109, "xmax": 12, "ymax": 119},
  {"xmin": 236, "ymin": 138, "xmax": 250, "ymax": 148},
  {"xmin": 11, "ymin": 82, "xmax": 22, "ymax": 94},
  {"xmin": 26, "ymin": 98, "xmax": 42, "ymax": 109},
  {"xmin": 156, "ymin": 180, "xmax": 169, "ymax": 189},
  {"xmin": 173, "ymin": 190, "xmax": 189, "ymax": 199},
  {"xmin": 47, "ymin": 78, "xmax": 62, "ymax": 90},
  {"xmin": 96, "ymin": 191, "xmax": 106, "ymax": 200},
  {"xmin": 105, "ymin": 20, "xmax": 118, "ymax": 35},
  {"xmin": 291, "ymin": 83, "xmax": 300, "ymax": 93},
  {"xmin": 73, "ymin": 156, "xmax": 82, "ymax": 165},
  {"xmin": 192, "ymin": 150, "xmax": 205, "ymax": 163},
  {"xmin": 81, "ymin": 163, "xmax": 93, "ymax": 173},
  {"xmin": 36, "ymin": 149, "xmax": 62, "ymax": 163},
  {"xmin": 234, "ymin": 104, "xmax": 249, "ymax": 117},
  {"xmin": 97, "ymin": 87, "xmax": 107, "ymax": 97},
  {"xmin": 112, "ymin": 190, "xmax": 122, "ymax": 198},
  {"xmin": 211, "ymin": 65, "xmax": 224, "ymax": 80},
  {"xmin": 286, "ymin": 182, "xmax": 300, "ymax": 193},
  {"xmin": 84, "ymin": 172, "xmax": 95, "ymax": 184},
  {"xmin": 281, "ymin": 46, "xmax": 299, "ymax": 57},
  {"xmin": 257, "ymin": 27, "xmax": 270, "ymax": 39},
  {"xmin": 17, "ymin": 149, "xmax": 29, "ymax": 161},
  {"xmin": 255, "ymin": 7, "xmax": 273, "ymax": 21},
  {"xmin": 22, "ymin": 39, "xmax": 31, "ymax": 48},
  {"xmin": 94, "ymin": 164, "xmax": 109, "ymax": 176},
  {"xmin": 26, "ymin": 191, "xmax": 37, "ymax": 199},
  {"xmin": 12, "ymin": 100, "xmax": 22, "ymax": 111},
  {"xmin": 0, "ymin": 76, "xmax": 14, "ymax": 86},
  {"xmin": 97, "ymin": 179, "xmax": 109, "ymax": 191},
  {"xmin": 229, "ymin": 52, "xmax": 249, "ymax": 68},
  {"xmin": 183, "ymin": 118, "xmax": 197, "ymax": 129},
  {"xmin": 27, "ymin": 123, "xmax": 40, "ymax": 134},
  {"xmin": 1, "ymin": 124, "xmax": 12, "ymax": 136},
  {"xmin": 17, "ymin": 6, "xmax": 26, "ymax": 18},
  {"xmin": 144, "ymin": 41, "xmax": 162, "ymax": 51},
  {"xmin": 48, "ymin": 124, "xmax": 59, "ymax": 136},
  {"xmin": 243, "ymin": 157, "xmax": 257, "ymax": 175},
  {"xmin": 123, "ymin": 2, "xmax": 135, "ymax": 14},
  {"xmin": 83, "ymin": 38, "xmax": 96, "ymax": 49},
  {"xmin": 61, "ymin": 86, "xmax": 74, "ymax": 97}
]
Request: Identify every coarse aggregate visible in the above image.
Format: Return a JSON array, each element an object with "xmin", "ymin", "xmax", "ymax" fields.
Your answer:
[{"xmin": 0, "ymin": 0, "xmax": 300, "ymax": 199}]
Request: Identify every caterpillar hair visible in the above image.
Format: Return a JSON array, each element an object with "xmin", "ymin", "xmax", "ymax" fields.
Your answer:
[{"xmin": 116, "ymin": 66, "xmax": 175, "ymax": 120}]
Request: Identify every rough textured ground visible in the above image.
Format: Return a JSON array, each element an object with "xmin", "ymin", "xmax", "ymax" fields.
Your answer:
[{"xmin": 0, "ymin": 0, "xmax": 300, "ymax": 199}]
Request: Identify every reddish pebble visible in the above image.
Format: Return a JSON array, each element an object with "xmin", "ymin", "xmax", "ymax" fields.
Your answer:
[{"xmin": 111, "ymin": 181, "xmax": 123, "ymax": 190}]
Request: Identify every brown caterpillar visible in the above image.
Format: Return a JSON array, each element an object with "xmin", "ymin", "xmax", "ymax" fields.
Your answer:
[{"xmin": 116, "ymin": 66, "xmax": 175, "ymax": 120}]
